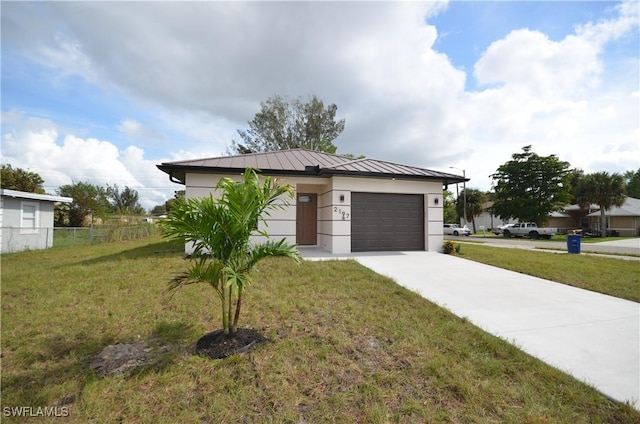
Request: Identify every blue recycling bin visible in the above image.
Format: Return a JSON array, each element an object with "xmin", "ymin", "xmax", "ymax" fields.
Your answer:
[{"xmin": 567, "ymin": 234, "xmax": 581, "ymax": 254}]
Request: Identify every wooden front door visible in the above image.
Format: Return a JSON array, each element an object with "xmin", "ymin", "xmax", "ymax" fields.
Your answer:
[{"xmin": 296, "ymin": 193, "xmax": 317, "ymax": 245}]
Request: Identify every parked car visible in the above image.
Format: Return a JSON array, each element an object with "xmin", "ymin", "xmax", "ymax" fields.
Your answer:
[
  {"xmin": 502, "ymin": 222, "xmax": 558, "ymax": 239},
  {"xmin": 443, "ymin": 223, "xmax": 472, "ymax": 236},
  {"xmin": 492, "ymin": 223, "xmax": 515, "ymax": 235}
]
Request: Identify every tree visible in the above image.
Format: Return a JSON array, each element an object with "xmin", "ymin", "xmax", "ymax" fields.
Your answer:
[
  {"xmin": 575, "ymin": 172, "xmax": 626, "ymax": 237},
  {"xmin": 164, "ymin": 190, "xmax": 185, "ymax": 213},
  {"xmin": 57, "ymin": 182, "xmax": 109, "ymax": 227},
  {"xmin": 455, "ymin": 188, "xmax": 488, "ymax": 232},
  {"xmin": 624, "ymin": 169, "xmax": 640, "ymax": 199},
  {"xmin": 230, "ymin": 95, "xmax": 345, "ymax": 154},
  {"xmin": 160, "ymin": 169, "xmax": 300, "ymax": 336},
  {"xmin": 106, "ymin": 185, "xmax": 145, "ymax": 215},
  {"xmin": 443, "ymin": 190, "xmax": 457, "ymax": 223},
  {"xmin": 490, "ymin": 145, "xmax": 572, "ymax": 225},
  {"xmin": 1, "ymin": 164, "xmax": 45, "ymax": 194},
  {"xmin": 150, "ymin": 204, "xmax": 167, "ymax": 216}
]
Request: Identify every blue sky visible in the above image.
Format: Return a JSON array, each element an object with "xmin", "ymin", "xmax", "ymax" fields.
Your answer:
[
  {"xmin": 430, "ymin": 1, "xmax": 629, "ymax": 84},
  {"xmin": 2, "ymin": 1, "xmax": 638, "ymax": 209}
]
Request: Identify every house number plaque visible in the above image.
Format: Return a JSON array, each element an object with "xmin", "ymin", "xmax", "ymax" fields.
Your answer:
[{"xmin": 334, "ymin": 207, "xmax": 350, "ymax": 220}]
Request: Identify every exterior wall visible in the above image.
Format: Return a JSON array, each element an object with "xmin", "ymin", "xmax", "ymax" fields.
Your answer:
[
  {"xmin": 473, "ymin": 211, "xmax": 517, "ymax": 231},
  {"xmin": 184, "ymin": 173, "xmax": 325, "ymax": 254},
  {"xmin": 608, "ymin": 216, "xmax": 639, "ymax": 236},
  {"xmin": 1, "ymin": 197, "xmax": 56, "ymax": 253},
  {"xmin": 331, "ymin": 177, "xmax": 443, "ymax": 252},
  {"xmin": 184, "ymin": 173, "xmax": 444, "ymax": 254},
  {"xmin": 584, "ymin": 215, "xmax": 639, "ymax": 236}
]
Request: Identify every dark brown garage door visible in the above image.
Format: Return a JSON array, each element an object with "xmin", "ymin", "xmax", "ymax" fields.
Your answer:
[{"xmin": 351, "ymin": 192, "xmax": 424, "ymax": 252}]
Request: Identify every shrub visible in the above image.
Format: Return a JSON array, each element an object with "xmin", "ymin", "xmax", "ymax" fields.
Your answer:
[{"xmin": 443, "ymin": 240, "xmax": 456, "ymax": 254}]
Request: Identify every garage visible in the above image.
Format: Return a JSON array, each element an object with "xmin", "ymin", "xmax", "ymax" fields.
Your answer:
[{"xmin": 351, "ymin": 192, "xmax": 424, "ymax": 252}]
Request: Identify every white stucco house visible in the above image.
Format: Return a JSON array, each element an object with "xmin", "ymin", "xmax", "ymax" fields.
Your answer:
[
  {"xmin": 0, "ymin": 189, "xmax": 73, "ymax": 253},
  {"xmin": 157, "ymin": 149, "xmax": 467, "ymax": 254}
]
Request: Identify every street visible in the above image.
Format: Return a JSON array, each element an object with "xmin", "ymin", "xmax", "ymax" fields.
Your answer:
[{"xmin": 446, "ymin": 234, "xmax": 640, "ymax": 257}]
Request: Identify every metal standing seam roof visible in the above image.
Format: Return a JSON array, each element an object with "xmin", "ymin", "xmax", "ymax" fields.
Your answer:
[
  {"xmin": 157, "ymin": 149, "xmax": 468, "ymax": 185},
  {"xmin": 585, "ymin": 197, "xmax": 640, "ymax": 217}
]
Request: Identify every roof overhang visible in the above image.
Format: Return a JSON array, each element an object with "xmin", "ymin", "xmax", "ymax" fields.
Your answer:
[
  {"xmin": 156, "ymin": 163, "xmax": 469, "ymax": 186},
  {"xmin": 0, "ymin": 188, "xmax": 73, "ymax": 203}
]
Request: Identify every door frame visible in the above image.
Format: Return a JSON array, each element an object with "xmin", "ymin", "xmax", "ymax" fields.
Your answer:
[{"xmin": 296, "ymin": 193, "xmax": 318, "ymax": 245}]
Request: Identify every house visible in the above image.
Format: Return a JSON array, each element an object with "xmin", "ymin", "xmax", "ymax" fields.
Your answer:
[
  {"xmin": 548, "ymin": 197, "xmax": 640, "ymax": 236},
  {"xmin": 470, "ymin": 201, "xmax": 518, "ymax": 232},
  {"xmin": 157, "ymin": 149, "xmax": 467, "ymax": 254},
  {"xmin": 0, "ymin": 189, "xmax": 73, "ymax": 253},
  {"xmin": 585, "ymin": 197, "xmax": 640, "ymax": 236}
]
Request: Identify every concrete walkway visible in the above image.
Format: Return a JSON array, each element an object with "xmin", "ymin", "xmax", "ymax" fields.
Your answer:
[{"xmin": 301, "ymin": 249, "xmax": 640, "ymax": 409}]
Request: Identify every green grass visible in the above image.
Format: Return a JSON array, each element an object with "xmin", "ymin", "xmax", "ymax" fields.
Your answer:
[
  {"xmin": 2, "ymin": 236, "xmax": 639, "ymax": 422},
  {"xmin": 457, "ymin": 243, "xmax": 640, "ymax": 302}
]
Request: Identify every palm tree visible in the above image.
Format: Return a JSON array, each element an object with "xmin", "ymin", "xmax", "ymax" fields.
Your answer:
[
  {"xmin": 456, "ymin": 188, "xmax": 487, "ymax": 232},
  {"xmin": 160, "ymin": 168, "xmax": 300, "ymax": 335},
  {"xmin": 576, "ymin": 172, "xmax": 626, "ymax": 237}
]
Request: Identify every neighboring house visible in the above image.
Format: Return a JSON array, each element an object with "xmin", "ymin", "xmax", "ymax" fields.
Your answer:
[
  {"xmin": 548, "ymin": 203, "xmax": 599, "ymax": 233},
  {"xmin": 0, "ymin": 189, "xmax": 73, "ymax": 253},
  {"xmin": 471, "ymin": 201, "xmax": 518, "ymax": 231},
  {"xmin": 157, "ymin": 149, "xmax": 467, "ymax": 254},
  {"xmin": 585, "ymin": 197, "xmax": 640, "ymax": 236},
  {"xmin": 548, "ymin": 197, "xmax": 640, "ymax": 236}
]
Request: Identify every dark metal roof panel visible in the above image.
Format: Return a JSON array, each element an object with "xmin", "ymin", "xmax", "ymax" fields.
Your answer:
[{"xmin": 157, "ymin": 149, "xmax": 467, "ymax": 184}]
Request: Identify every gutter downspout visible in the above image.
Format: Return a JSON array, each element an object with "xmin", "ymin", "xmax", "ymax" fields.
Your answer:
[{"xmin": 168, "ymin": 172, "xmax": 184, "ymax": 185}]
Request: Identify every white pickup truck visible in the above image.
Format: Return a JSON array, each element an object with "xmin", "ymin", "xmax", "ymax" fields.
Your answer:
[{"xmin": 502, "ymin": 222, "xmax": 558, "ymax": 239}]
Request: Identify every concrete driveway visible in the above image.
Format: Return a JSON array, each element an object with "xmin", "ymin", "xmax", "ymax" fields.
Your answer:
[{"xmin": 302, "ymin": 249, "xmax": 640, "ymax": 409}]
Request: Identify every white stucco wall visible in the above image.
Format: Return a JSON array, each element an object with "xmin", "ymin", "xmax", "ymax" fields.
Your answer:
[
  {"xmin": 0, "ymin": 197, "xmax": 56, "ymax": 253},
  {"xmin": 183, "ymin": 173, "xmax": 444, "ymax": 254}
]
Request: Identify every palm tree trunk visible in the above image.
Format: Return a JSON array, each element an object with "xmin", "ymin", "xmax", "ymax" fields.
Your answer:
[
  {"xmin": 232, "ymin": 288, "xmax": 242, "ymax": 333},
  {"xmin": 600, "ymin": 208, "xmax": 607, "ymax": 238},
  {"xmin": 227, "ymin": 285, "xmax": 234, "ymax": 334},
  {"xmin": 221, "ymin": 290, "xmax": 229, "ymax": 335}
]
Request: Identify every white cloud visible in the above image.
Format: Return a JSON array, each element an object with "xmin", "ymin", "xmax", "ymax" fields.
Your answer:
[
  {"xmin": 2, "ymin": 0, "xmax": 638, "ymax": 195},
  {"xmin": 117, "ymin": 119, "xmax": 143, "ymax": 138},
  {"xmin": 0, "ymin": 113, "xmax": 178, "ymax": 210}
]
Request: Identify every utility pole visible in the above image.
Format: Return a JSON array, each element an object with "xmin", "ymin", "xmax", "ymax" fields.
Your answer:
[{"xmin": 450, "ymin": 167, "xmax": 467, "ymax": 227}]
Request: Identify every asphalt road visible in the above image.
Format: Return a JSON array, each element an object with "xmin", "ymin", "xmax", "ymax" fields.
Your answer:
[{"xmin": 446, "ymin": 234, "xmax": 640, "ymax": 256}]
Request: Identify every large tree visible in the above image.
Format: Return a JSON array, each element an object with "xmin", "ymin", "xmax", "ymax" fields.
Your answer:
[
  {"xmin": 456, "ymin": 188, "xmax": 488, "ymax": 232},
  {"xmin": 58, "ymin": 182, "xmax": 110, "ymax": 227},
  {"xmin": 107, "ymin": 185, "xmax": 145, "ymax": 215},
  {"xmin": 575, "ymin": 171, "xmax": 626, "ymax": 237},
  {"xmin": 1, "ymin": 164, "xmax": 45, "ymax": 194},
  {"xmin": 490, "ymin": 145, "xmax": 572, "ymax": 225},
  {"xmin": 624, "ymin": 168, "xmax": 640, "ymax": 199},
  {"xmin": 230, "ymin": 94, "xmax": 345, "ymax": 154}
]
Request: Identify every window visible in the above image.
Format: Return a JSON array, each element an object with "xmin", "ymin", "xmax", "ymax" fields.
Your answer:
[{"xmin": 20, "ymin": 201, "xmax": 39, "ymax": 234}]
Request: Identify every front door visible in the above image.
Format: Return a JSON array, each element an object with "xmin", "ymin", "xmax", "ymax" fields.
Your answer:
[{"xmin": 296, "ymin": 193, "xmax": 317, "ymax": 245}]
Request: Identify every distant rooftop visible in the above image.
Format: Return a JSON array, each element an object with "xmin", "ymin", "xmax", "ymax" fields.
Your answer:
[{"xmin": 157, "ymin": 149, "xmax": 467, "ymax": 185}]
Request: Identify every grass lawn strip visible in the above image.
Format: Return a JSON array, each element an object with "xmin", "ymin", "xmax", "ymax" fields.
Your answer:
[
  {"xmin": 456, "ymin": 242, "xmax": 640, "ymax": 303},
  {"xmin": 1, "ymin": 236, "xmax": 638, "ymax": 422}
]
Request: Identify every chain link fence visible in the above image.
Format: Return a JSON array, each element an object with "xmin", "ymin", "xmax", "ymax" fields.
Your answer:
[{"xmin": 1, "ymin": 223, "xmax": 160, "ymax": 252}]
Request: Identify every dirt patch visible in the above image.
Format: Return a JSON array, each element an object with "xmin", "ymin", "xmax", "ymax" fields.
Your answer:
[
  {"xmin": 196, "ymin": 328, "xmax": 269, "ymax": 359},
  {"xmin": 90, "ymin": 342, "xmax": 151, "ymax": 376}
]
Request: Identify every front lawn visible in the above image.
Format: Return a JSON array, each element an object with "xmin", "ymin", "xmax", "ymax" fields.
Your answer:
[
  {"xmin": 2, "ymin": 236, "xmax": 638, "ymax": 422},
  {"xmin": 457, "ymin": 243, "xmax": 640, "ymax": 302}
]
